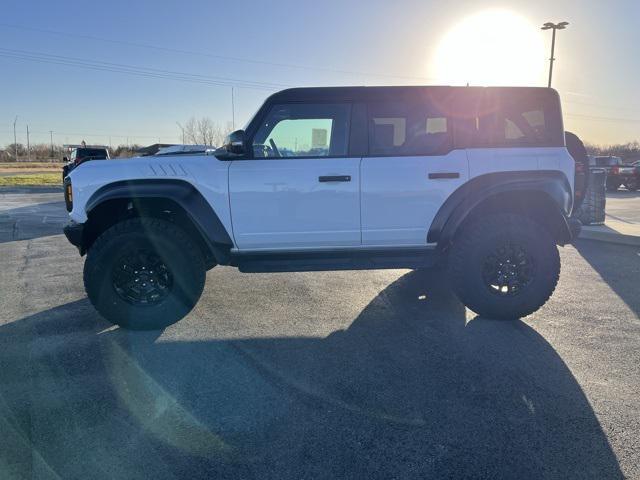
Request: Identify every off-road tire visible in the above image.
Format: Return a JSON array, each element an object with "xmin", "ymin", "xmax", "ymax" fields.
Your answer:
[
  {"xmin": 448, "ymin": 214, "xmax": 560, "ymax": 320},
  {"xmin": 83, "ymin": 218, "xmax": 206, "ymax": 330}
]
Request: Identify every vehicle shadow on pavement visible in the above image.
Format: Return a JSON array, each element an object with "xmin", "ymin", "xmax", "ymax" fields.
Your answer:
[
  {"xmin": 0, "ymin": 271, "xmax": 623, "ymax": 479},
  {"xmin": 0, "ymin": 201, "xmax": 67, "ymax": 244},
  {"xmin": 573, "ymin": 239, "xmax": 640, "ymax": 317}
]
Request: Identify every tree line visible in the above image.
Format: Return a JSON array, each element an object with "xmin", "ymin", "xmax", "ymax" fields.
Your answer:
[
  {"xmin": 584, "ymin": 141, "xmax": 640, "ymax": 163},
  {"xmin": 0, "ymin": 143, "xmax": 144, "ymax": 162},
  {"xmin": 4, "ymin": 118, "xmax": 637, "ymax": 162},
  {"xmin": 0, "ymin": 117, "xmax": 234, "ymax": 161}
]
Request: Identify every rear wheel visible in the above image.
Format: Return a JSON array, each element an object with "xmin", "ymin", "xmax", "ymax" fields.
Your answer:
[
  {"xmin": 448, "ymin": 214, "xmax": 560, "ymax": 320},
  {"xmin": 83, "ymin": 218, "xmax": 206, "ymax": 330}
]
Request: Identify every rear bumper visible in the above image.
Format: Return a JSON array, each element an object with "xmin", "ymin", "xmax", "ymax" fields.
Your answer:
[{"xmin": 63, "ymin": 221, "xmax": 85, "ymax": 255}]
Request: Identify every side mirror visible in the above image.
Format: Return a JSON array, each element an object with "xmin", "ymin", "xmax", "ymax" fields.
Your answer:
[
  {"xmin": 63, "ymin": 156, "xmax": 69, "ymax": 162},
  {"xmin": 214, "ymin": 130, "xmax": 247, "ymax": 160}
]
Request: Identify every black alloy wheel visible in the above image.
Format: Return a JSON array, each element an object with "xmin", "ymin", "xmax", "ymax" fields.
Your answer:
[
  {"xmin": 481, "ymin": 241, "xmax": 536, "ymax": 297},
  {"xmin": 112, "ymin": 249, "xmax": 173, "ymax": 305}
]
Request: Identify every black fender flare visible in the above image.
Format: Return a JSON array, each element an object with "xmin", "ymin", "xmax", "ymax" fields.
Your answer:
[
  {"xmin": 428, "ymin": 171, "xmax": 574, "ymax": 247},
  {"xmin": 85, "ymin": 179, "xmax": 233, "ymax": 263}
]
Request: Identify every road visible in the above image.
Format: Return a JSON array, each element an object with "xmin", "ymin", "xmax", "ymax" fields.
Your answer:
[{"xmin": 1, "ymin": 187, "xmax": 639, "ymax": 479}]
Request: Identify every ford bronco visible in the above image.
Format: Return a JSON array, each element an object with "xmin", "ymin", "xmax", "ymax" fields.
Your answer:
[{"xmin": 63, "ymin": 86, "xmax": 583, "ymax": 330}]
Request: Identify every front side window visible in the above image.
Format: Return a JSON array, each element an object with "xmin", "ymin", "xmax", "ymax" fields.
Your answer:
[
  {"xmin": 252, "ymin": 103, "xmax": 350, "ymax": 158},
  {"xmin": 368, "ymin": 101, "xmax": 451, "ymax": 156}
]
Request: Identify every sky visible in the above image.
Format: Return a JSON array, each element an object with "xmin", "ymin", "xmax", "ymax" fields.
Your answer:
[{"xmin": 1, "ymin": 0, "xmax": 639, "ymax": 148}]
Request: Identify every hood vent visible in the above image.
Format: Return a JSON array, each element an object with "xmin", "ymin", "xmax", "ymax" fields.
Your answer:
[{"xmin": 148, "ymin": 163, "xmax": 188, "ymax": 177}]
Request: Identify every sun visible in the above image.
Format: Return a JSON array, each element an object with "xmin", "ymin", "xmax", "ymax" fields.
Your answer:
[{"xmin": 432, "ymin": 9, "xmax": 546, "ymax": 86}]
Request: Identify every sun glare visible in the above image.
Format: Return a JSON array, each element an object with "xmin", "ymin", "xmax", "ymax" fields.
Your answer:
[{"xmin": 433, "ymin": 10, "xmax": 546, "ymax": 87}]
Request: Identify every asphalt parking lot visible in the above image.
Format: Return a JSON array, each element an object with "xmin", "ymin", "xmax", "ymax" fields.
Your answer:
[
  {"xmin": 606, "ymin": 190, "xmax": 640, "ymax": 224},
  {"xmin": 1, "ymin": 187, "xmax": 639, "ymax": 479}
]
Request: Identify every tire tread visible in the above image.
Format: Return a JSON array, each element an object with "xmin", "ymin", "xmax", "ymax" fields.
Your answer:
[
  {"xmin": 83, "ymin": 217, "xmax": 206, "ymax": 329},
  {"xmin": 449, "ymin": 214, "xmax": 560, "ymax": 319}
]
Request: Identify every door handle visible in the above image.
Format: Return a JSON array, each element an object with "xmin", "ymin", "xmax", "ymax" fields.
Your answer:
[
  {"xmin": 428, "ymin": 172, "xmax": 460, "ymax": 179},
  {"xmin": 319, "ymin": 175, "xmax": 351, "ymax": 182}
]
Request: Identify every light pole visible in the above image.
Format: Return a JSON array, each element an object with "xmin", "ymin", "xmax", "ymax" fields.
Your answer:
[
  {"xmin": 541, "ymin": 21, "xmax": 569, "ymax": 88},
  {"xmin": 231, "ymin": 87, "xmax": 235, "ymax": 130},
  {"xmin": 13, "ymin": 116, "xmax": 18, "ymax": 160}
]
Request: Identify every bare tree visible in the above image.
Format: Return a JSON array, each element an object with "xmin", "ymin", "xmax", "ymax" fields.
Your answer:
[
  {"xmin": 184, "ymin": 117, "xmax": 199, "ymax": 145},
  {"xmin": 181, "ymin": 117, "xmax": 233, "ymax": 147},
  {"xmin": 585, "ymin": 140, "xmax": 640, "ymax": 162},
  {"xmin": 5, "ymin": 143, "xmax": 26, "ymax": 160},
  {"xmin": 197, "ymin": 117, "xmax": 215, "ymax": 146}
]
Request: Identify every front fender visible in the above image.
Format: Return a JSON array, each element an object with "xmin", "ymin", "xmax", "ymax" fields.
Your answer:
[{"xmin": 86, "ymin": 179, "xmax": 233, "ymax": 261}]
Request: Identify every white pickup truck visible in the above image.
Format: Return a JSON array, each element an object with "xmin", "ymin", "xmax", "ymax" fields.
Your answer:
[{"xmin": 63, "ymin": 86, "xmax": 583, "ymax": 330}]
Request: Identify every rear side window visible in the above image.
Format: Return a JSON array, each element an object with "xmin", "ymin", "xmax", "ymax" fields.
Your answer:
[
  {"xmin": 453, "ymin": 89, "xmax": 563, "ymax": 148},
  {"xmin": 77, "ymin": 149, "xmax": 108, "ymax": 158},
  {"xmin": 368, "ymin": 101, "xmax": 451, "ymax": 156},
  {"xmin": 495, "ymin": 99, "xmax": 550, "ymax": 146}
]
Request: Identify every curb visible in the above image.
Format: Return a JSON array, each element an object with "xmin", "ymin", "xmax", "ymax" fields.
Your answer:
[{"xmin": 579, "ymin": 227, "xmax": 640, "ymax": 247}]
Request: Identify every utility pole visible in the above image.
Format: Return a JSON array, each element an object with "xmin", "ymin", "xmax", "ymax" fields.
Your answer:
[
  {"xmin": 541, "ymin": 22, "xmax": 569, "ymax": 88},
  {"xmin": 26, "ymin": 125, "xmax": 30, "ymax": 161},
  {"xmin": 49, "ymin": 131, "xmax": 54, "ymax": 158},
  {"xmin": 13, "ymin": 116, "xmax": 18, "ymax": 160},
  {"xmin": 231, "ymin": 87, "xmax": 236, "ymax": 130}
]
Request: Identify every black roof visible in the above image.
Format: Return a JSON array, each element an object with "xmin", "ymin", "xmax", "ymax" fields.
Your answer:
[{"xmin": 267, "ymin": 85, "xmax": 557, "ymax": 103}]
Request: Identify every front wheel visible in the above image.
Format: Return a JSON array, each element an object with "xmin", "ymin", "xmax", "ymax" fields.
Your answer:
[
  {"xmin": 448, "ymin": 214, "xmax": 560, "ymax": 320},
  {"xmin": 83, "ymin": 218, "xmax": 206, "ymax": 330}
]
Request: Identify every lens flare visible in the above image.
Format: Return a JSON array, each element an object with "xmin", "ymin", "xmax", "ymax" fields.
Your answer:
[{"xmin": 433, "ymin": 9, "xmax": 546, "ymax": 86}]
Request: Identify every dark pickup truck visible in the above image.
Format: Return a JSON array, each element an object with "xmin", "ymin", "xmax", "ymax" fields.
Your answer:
[{"xmin": 62, "ymin": 147, "xmax": 110, "ymax": 181}]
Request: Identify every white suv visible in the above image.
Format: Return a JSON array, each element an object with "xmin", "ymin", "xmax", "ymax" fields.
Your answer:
[{"xmin": 63, "ymin": 86, "xmax": 582, "ymax": 330}]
